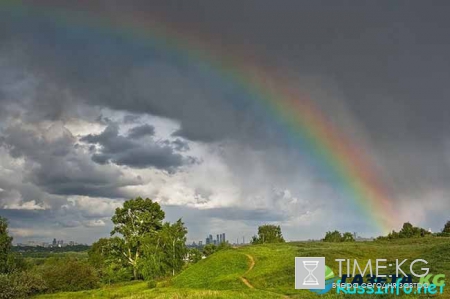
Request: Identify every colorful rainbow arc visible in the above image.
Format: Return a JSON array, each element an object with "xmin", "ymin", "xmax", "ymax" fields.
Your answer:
[{"xmin": 1, "ymin": 0, "xmax": 396, "ymax": 233}]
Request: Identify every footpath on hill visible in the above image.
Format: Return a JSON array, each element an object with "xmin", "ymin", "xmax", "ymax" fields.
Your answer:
[
  {"xmin": 240, "ymin": 254, "xmax": 255, "ymax": 288},
  {"xmin": 240, "ymin": 252, "xmax": 290, "ymax": 299}
]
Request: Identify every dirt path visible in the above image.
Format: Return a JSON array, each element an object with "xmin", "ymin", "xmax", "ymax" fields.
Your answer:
[
  {"xmin": 240, "ymin": 253, "xmax": 289, "ymax": 298},
  {"xmin": 240, "ymin": 254, "xmax": 255, "ymax": 288}
]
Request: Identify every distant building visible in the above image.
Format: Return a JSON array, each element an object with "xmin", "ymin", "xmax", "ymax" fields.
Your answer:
[{"xmin": 206, "ymin": 232, "xmax": 227, "ymax": 245}]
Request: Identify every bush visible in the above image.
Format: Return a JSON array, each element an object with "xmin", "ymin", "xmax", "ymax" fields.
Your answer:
[
  {"xmin": 147, "ymin": 279, "xmax": 157, "ymax": 289},
  {"xmin": 39, "ymin": 257, "xmax": 99, "ymax": 292},
  {"xmin": 0, "ymin": 271, "xmax": 47, "ymax": 299},
  {"xmin": 102, "ymin": 263, "xmax": 133, "ymax": 284},
  {"xmin": 323, "ymin": 230, "xmax": 342, "ymax": 242}
]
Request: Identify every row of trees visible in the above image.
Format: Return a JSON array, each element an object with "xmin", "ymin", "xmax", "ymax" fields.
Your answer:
[
  {"xmin": 377, "ymin": 221, "xmax": 450, "ymax": 240},
  {"xmin": 1, "ymin": 216, "xmax": 100, "ymax": 298},
  {"xmin": 322, "ymin": 230, "xmax": 355, "ymax": 242}
]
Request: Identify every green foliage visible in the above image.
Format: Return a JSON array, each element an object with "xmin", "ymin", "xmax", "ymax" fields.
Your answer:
[
  {"xmin": 139, "ymin": 219, "xmax": 188, "ymax": 280},
  {"xmin": 323, "ymin": 230, "xmax": 355, "ymax": 242},
  {"xmin": 202, "ymin": 244, "xmax": 217, "ymax": 257},
  {"xmin": 88, "ymin": 238, "xmax": 110, "ymax": 270},
  {"xmin": 111, "ymin": 197, "xmax": 165, "ymax": 279},
  {"xmin": 377, "ymin": 222, "xmax": 432, "ymax": 240},
  {"xmin": 0, "ymin": 271, "xmax": 47, "ymax": 299},
  {"xmin": 102, "ymin": 262, "xmax": 133, "ymax": 284},
  {"xmin": 88, "ymin": 197, "xmax": 188, "ymax": 282},
  {"xmin": 187, "ymin": 248, "xmax": 202, "ymax": 264},
  {"xmin": 0, "ymin": 217, "xmax": 13, "ymax": 274},
  {"xmin": 161, "ymin": 219, "xmax": 188, "ymax": 276},
  {"xmin": 12, "ymin": 245, "xmax": 90, "ymax": 258},
  {"xmin": 341, "ymin": 232, "xmax": 355, "ymax": 242},
  {"xmin": 442, "ymin": 220, "xmax": 450, "ymax": 234},
  {"xmin": 38, "ymin": 257, "xmax": 99, "ymax": 292},
  {"xmin": 323, "ymin": 230, "xmax": 342, "ymax": 242},
  {"xmin": 251, "ymin": 225, "xmax": 285, "ymax": 244},
  {"xmin": 5, "ymin": 254, "xmax": 29, "ymax": 274}
]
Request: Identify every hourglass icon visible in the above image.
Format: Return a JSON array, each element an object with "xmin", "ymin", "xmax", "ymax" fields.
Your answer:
[{"xmin": 302, "ymin": 260, "xmax": 319, "ymax": 285}]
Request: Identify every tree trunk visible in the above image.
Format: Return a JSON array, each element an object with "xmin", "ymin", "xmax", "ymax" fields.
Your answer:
[{"xmin": 133, "ymin": 266, "xmax": 138, "ymax": 280}]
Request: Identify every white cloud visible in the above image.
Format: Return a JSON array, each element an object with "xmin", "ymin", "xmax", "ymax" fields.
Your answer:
[
  {"xmin": 9, "ymin": 228, "xmax": 54, "ymax": 238},
  {"xmin": 84, "ymin": 219, "xmax": 106, "ymax": 227},
  {"xmin": 3, "ymin": 200, "xmax": 48, "ymax": 210},
  {"xmin": 65, "ymin": 196, "xmax": 123, "ymax": 217}
]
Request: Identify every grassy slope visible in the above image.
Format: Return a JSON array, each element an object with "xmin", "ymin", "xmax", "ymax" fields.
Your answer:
[{"xmin": 36, "ymin": 238, "xmax": 450, "ymax": 298}]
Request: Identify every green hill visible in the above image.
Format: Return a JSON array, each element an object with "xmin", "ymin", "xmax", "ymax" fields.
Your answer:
[{"xmin": 36, "ymin": 238, "xmax": 450, "ymax": 298}]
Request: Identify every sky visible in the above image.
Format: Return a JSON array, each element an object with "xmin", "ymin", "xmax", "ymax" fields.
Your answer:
[{"xmin": 0, "ymin": 0, "xmax": 450, "ymax": 244}]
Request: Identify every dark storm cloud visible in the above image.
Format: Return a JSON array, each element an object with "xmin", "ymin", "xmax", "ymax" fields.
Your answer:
[
  {"xmin": 127, "ymin": 124, "xmax": 155, "ymax": 139},
  {"xmin": 1, "ymin": 0, "xmax": 450, "ymax": 241},
  {"xmin": 81, "ymin": 123, "xmax": 193, "ymax": 170},
  {"xmin": 163, "ymin": 138, "xmax": 190, "ymax": 152},
  {"xmin": 1, "ymin": 123, "xmax": 140, "ymax": 199},
  {"xmin": 162, "ymin": 205, "xmax": 285, "ymax": 223}
]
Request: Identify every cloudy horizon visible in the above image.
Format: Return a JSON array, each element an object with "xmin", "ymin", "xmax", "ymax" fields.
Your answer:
[{"xmin": 1, "ymin": 0, "xmax": 450, "ymax": 245}]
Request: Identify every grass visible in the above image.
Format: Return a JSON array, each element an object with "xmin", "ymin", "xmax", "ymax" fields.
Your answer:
[{"xmin": 35, "ymin": 238, "xmax": 450, "ymax": 298}]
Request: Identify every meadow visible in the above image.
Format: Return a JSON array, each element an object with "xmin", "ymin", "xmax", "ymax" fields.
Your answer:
[{"xmin": 35, "ymin": 237, "xmax": 450, "ymax": 299}]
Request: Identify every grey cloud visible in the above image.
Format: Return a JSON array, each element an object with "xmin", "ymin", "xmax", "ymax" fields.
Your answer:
[
  {"xmin": 163, "ymin": 138, "xmax": 190, "ymax": 152},
  {"xmin": 81, "ymin": 124, "xmax": 193, "ymax": 170},
  {"xmin": 1, "ymin": 123, "xmax": 140, "ymax": 199},
  {"xmin": 1, "ymin": 0, "xmax": 450, "ymax": 242},
  {"xmin": 127, "ymin": 124, "xmax": 155, "ymax": 139},
  {"xmin": 162, "ymin": 205, "xmax": 285, "ymax": 225},
  {"xmin": 123, "ymin": 114, "xmax": 141, "ymax": 124}
]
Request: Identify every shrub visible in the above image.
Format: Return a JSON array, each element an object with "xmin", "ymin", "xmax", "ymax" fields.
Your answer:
[
  {"xmin": 0, "ymin": 271, "xmax": 47, "ymax": 299},
  {"xmin": 39, "ymin": 257, "xmax": 99, "ymax": 292},
  {"xmin": 102, "ymin": 263, "xmax": 133, "ymax": 284},
  {"xmin": 323, "ymin": 230, "xmax": 343, "ymax": 242}
]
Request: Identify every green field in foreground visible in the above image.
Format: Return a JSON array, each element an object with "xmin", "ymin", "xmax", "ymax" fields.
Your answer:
[{"xmin": 36, "ymin": 238, "xmax": 450, "ymax": 298}]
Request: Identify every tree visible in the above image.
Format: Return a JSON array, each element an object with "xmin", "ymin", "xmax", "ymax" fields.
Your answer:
[
  {"xmin": 399, "ymin": 222, "xmax": 415, "ymax": 238},
  {"xmin": 341, "ymin": 232, "xmax": 355, "ymax": 242},
  {"xmin": 443, "ymin": 221, "xmax": 450, "ymax": 234},
  {"xmin": 88, "ymin": 238, "xmax": 110, "ymax": 270},
  {"xmin": 251, "ymin": 225, "xmax": 285, "ymax": 244},
  {"xmin": 187, "ymin": 248, "xmax": 202, "ymax": 264},
  {"xmin": 111, "ymin": 197, "xmax": 165, "ymax": 279},
  {"xmin": 0, "ymin": 217, "xmax": 13, "ymax": 274},
  {"xmin": 202, "ymin": 244, "xmax": 217, "ymax": 257},
  {"xmin": 323, "ymin": 230, "xmax": 343, "ymax": 242},
  {"xmin": 160, "ymin": 219, "xmax": 187, "ymax": 276},
  {"xmin": 377, "ymin": 222, "xmax": 432, "ymax": 240}
]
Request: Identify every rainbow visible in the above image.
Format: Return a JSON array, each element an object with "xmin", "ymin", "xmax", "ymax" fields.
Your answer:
[{"xmin": 1, "ymin": 0, "xmax": 396, "ymax": 233}]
